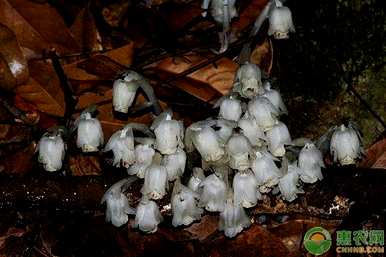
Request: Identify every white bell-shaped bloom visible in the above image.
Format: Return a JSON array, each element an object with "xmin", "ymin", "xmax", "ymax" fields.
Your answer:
[
  {"xmin": 330, "ymin": 124, "xmax": 363, "ymax": 165},
  {"xmin": 101, "ymin": 178, "xmax": 136, "ymax": 227},
  {"xmin": 238, "ymin": 113, "xmax": 265, "ymax": 147},
  {"xmin": 191, "ymin": 126, "xmax": 225, "ymax": 162},
  {"xmin": 150, "ymin": 109, "xmax": 173, "ymax": 130},
  {"xmin": 133, "ymin": 197, "xmax": 162, "ymax": 233},
  {"xmin": 268, "ymin": 2, "xmax": 295, "ymax": 39},
  {"xmin": 141, "ymin": 163, "xmax": 168, "ymax": 200},
  {"xmin": 233, "ymin": 62, "xmax": 264, "ymax": 98},
  {"xmin": 298, "ymin": 143, "xmax": 324, "ymax": 183},
  {"xmin": 188, "ymin": 167, "xmax": 206, "ymax": 192},
  {"xmin": 37, "ymin": 132, "xmax": 65, "ymax": 172},
  {"xmin": 262, "ymin": 82, "xmax": 287, "ymax": 115},
  {"xmin": 214, "ymin": 96, "xmax": 242, "ymax": 122},
  {"xmin": 233, "ymin": 170, "xmax": 261, "ymax": 208},
  {"xmin": 219, "ymin": 191, "xmax": 251, "ymax": 238},
  {"xmin": 112, "ymin": 70, "xmax": 143, "ymax": 113},
  {"xmin": 251, "ymin": 150, "xmax": 282, "ymax": 193},
  {"xmin": 185, "ymin": 119, "xmax": 217, "ymax": 152},
  {"xmin": 226, "ymin": 134, "xmax": 252, "ymax": 171},
  {"xmin": 199, "ymin": 173, "xmax": 227, "ymax": 212},
  {"xmin": 76, "ymin": 112, "xmax": 104, "ymax": 152},
  {"xmin": 154, "ymin": 119, "xmax": 184, "ymax": 155},
  {"xmin": 247, "ymin": 97, "xmax": 279, "ymax": 131},
  {"xmin": 215, "ymin": 119, "xmax": 236, "ymax": 144},
  {"xmin": 278, "ymin": 162, "xmax": 304, "ymax": 202},
  {"xmin": 203, "ymin": 0, "xmax": 237, "ymax": 24},
  {"xmin": 171, "ymin": 179, "xmax": 203, "ymax": 227},
  {"xmin": 162, "ymin": 149, "xmax": 186, "ymax": 181},
  {"xmin": 127, "ymin": 139, "xmax": 155, "ymax": 178},
  {"xmin": 266, "ymin": 121, "xmax": 291, "ymax": 157},
  {"xmin": 104, "ymin": 125, "xmax": 135, "ymax": 168}
]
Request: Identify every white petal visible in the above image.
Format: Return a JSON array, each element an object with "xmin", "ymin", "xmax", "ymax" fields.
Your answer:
[
  {"xmin": 133, "ymin": 198, "xmax": 162, "ymax": 233},
  {"xmin": 266, "ymin": 121, "xmax": 291, "ymax": 157},
  {"xmin": 233, "ymin": 170, "xmax": 261, "ymax": 208},
  {"xmin": 141, "ymin": 164, "xmax": 168, "ymax": 200},
  {"xmin": 199, "ymin": 173, "xmax": 227, "ymax": 212}
]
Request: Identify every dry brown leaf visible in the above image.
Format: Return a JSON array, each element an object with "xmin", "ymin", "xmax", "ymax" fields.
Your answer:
[
  {"xmin": 0, "ymin": 142, "xmax": 35, "ymax": 176},
  {"xmin": 0, "ymin": 23, "xmax": 29, "ymax": 89},
  {"xmin": 75, "ymin": 55, "xmax": 125, "ymax": 80},
  {"xmin": 232, "ymin": 0, "xmax": 269, "ymax": 35},
  {"xmin": 360, "ymin": 138, "xmax": 386, "ymax": 169},
  {"xmin": 103, "ymin": 42, "xmax": 135, "ymax": 67},
  {"xmin": 69, "ymin": 154, "xmax": 102, "ymax": 176},
  {"xmin": 250, "ymin": 38, "xmax": 273, "ymax": 74},
  {"xmin": 0, "ymin": 0, "xmax": 79, "ymax": 55},
  {"xmin": 153, "ymin": 54, "xmax": 237, "ymax": 102},
  {"xmin": 184, "ymin": 215, "xmax": 219, "ymax": 241},
  {"xmin": 70, "ymin": 7, "xmax": 103, "ymax": 53},
  {"xmin": 15, "ymin": 60, "xmax": 65, "ymax": 117}
]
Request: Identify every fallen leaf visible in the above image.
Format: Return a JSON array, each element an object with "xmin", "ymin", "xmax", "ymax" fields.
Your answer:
[
  {"xmin": 15, "ymin": 60, "xmax": 65, "ymax": 117},
  {"xmin": 76, "ymin": 55, "xmax": 125, "ymax": 80},
  {"xmin": 184, "ymin": 215, "xmax": 219, "ymax": 241},
  {"xmin": 0, "ymin": 142, "xmax": 35, "ymax": 175},
  {"xmin": 68, "ymin": 154, "xmax": 102, "ymax": 176},
  {"xmin": 70, "ymin": 7, "xmax": 103, "ymax": 53},
  {"xmin": 232, "ymin": 0, "xmax": 270, "ymax": 35},
  {"xmin": 360, "ymin": 138, "xmax": 386, "ymax": 169},
  {"xmin": 250, "ymin": 38, "xmax": 273, "ymax": 75},
  {"xmin": 0, "ymin": 23, "xmax": 29, "ymax": 89},
  {"xmin": 103, "ymin": 42, "xmax": 135, "ymax": 67},
  {"xmin": 0, "ymin": 0, "xmax": 79, "ymax": 55}
]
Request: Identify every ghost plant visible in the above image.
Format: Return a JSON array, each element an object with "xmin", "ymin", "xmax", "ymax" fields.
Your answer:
[
  {"xmin": 278, "ymin": 159, "xmax": 304, "ymax": 202},
  {"xmin": 104, "ymin": 125, "xmax": 135, "ymax": 168},
  {"xmin": 199, "ymin": 172, "xmax": 227, "ymax": 212},
  {"xmin": 214, "ymin": 95, "xmax": 243, "ymax": 122},
  {"xmin": 251, "ymin": 150, "xmax": 282, "ymax": 193},
  {"xmin": 141, "ymin": 156, "xmax": 168, "ymax": 200},
  {"xmin": 214, "ymin": 119, "xmax": 237, "ymax": 144},
  {"xmin": 112, "ymin": 70, "xmax": 144, "ymax": 113},
  {"xmin": 219, "ymin": 191, "xmax": 251, "ymax": 238},
  {"xmin": 226, "ymin": 134, "xmax": 252, "ymax": 171},
  {"xmin": 233, "ymin": 169, "xmax": 261, "ymax": 208},
  {"xmin": 101, "ymin": 178, "xmax": 137, "ymax": 227},
  {"xmin": 188, "ymin": 167, "xmax": 206, "ymax": 192},
  {"xmin": 266, "ymin": 121, "xmax": 292, "ymax": 157},
  {"xmin": 330, "ymin": 124, "xmax": 363, "ymax": 165},
  {"xmin": 154, "ymin": 118, "xmax": 184, "ymax": 155},
  {"xmin": 162, "ymin": 149, "xmax": 187, "ymax": 181},
  {"xmin": 238, "ymin": 113, "xmax": 266, "ymax": 147},
  {"xmin": 171, "ymin": 179, "xmax": 203, "ymax": 227},
  {"xmin": 37, "ymin": 129, "xmax": 66, "ymax": 172},
  {"xmin": 247, "ymin": 96, "xmax": 279, "ymax": 131},
  {"xmin": 233, "ymin": 62, "xmax": 264, "ymax": 98},
  {"xmin": 262, "ymin": 81, "xmax": 288, "ymax": 115},
  {"xmin": 128, "ymin": 138, "xmax": 155, "ymax": 178},
  {"xmin": 298, "ymin": 143, "xmax": 325, "ymax": 183},
  {"xmin": 268, "ymin": 0, "xmax": 295, "ymax": 39},
  {"xmin": 133, "ymin": 196, "xmax": 163, "ymax": 233},
  {"xmin": 75, "ymin": 110, "xmax": 104, "ymax": 153}
]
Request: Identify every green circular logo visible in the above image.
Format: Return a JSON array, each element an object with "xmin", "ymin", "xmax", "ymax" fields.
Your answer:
[{"xmin": 303, "ymin": 227, "xmax": 332, "ymax": 256}]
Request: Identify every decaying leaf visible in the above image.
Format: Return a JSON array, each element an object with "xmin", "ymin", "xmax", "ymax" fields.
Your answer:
[
  {"xmin": 360, "ymin": 137, "xmax": 386, "ymax": 169},
  {"xmin": 250, "ymin": 38, "xmax": 273, "ymax": 75},
  {"xmin": 0, "ymin": 0, "xmax": 80, "ymax": 55},
  {"xmin": 70, "ymin": 7, "xmax": 103, "ymax": 53},
  {"xmin": 153, "ymin": 54, "xmax": 237, "ymax": 102},
  {"xmin": 232, "ymin": 0, "xmax": 269, "ymax": 35},
  {"xmin": 0, "ymin": 23, "xmax": 29, "ymax": 89},
  {"xmin": 69, "ymin": 154, "xmax": 102, "ymax": 176},
  {"xmin": 184, "ymin": 215, "xmax": 219, "ymax": 241},
  {"xmin": 0, "ymin": 142, "xmax": 35, "ymax": 175},
  {"xmin": 15, "ymin": 60, "xmax": 65, "ymax": 117}
]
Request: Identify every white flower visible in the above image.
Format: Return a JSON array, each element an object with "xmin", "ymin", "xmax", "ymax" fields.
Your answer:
[
  {"xmin": 268, "ymin": 3, "xmax": 295, "ymax": 39},
  {"xmin": 171, "ymin": 179, "xmax": 203, "ymax": 227},
  {"xmin": 199, "ymin": 173, "xmax": 227, "ymax": 212},
  {"xmin": 76, "ymin": 112, "xmax": 104, "ymax": 152},
  {"xmin": 101, "ymin": 178, "xmax": 137, "ymax": 227},
  {"xmin": 233, "ymin": 170, "xmax": 261, "ymax": 208},
  {"xmin": 188, "ymin": 168, "xmax": 206, "ymax": 192},
  {"xmin": 247, "ymin": 97, "xmax": 279, "ymax": 131},
  {"xmin": 154, "ymin": 119, "xmax": 184, "ymax": 155},
  {"xmin": 330, "ymin": 124, "xmax": 363, "ymax": 165},
  {"xmin": 238, "ymin": 113, "xmax": 265, "ymax": 147},
  {"xmin": 185, "ymin": 119, "xmax": 216, "ymax": 152},
  {"xmin": 262, "ymin": 82, "xmax": 287, "ymax": 114},
  {"xmin": 219, "ymin": 192, "xmax": 251, "ymax": 238},
  {"xmin": 278, "ymin": 162, "xmax": 304, "ymax": 202},
  {"xmin": 251, "ymin": 150, "xmax": 282, "ymax": 193},
  {"xmin": 150, "ymin": 109, "xmax": 173, "ymax": 130},
  {"xmin": 214, "ymin": 96, "xmax": 242, "ymax": 122},
  {"xmin": 266, "ymin": 121, "xmax": 291, "ymax": 157},
  {"xmin": 162, "ymin": 149, "xmax": 186, "ymax": 181},
  {"xmin": 214, "ymin": 119, "xmax": 237, "ymax": 144},
  {"xmin": 127, "ymin": 140, "xmax": 155, "ymax": 178},
  {"xmin": 233, "ymin": 62, "xmax": 264, "ymax": 98},
  {"xmin": 226, "ymin": 134, "xmax": 252, "ymax": 171},
  {"xmin": 133, "ymin": 197, "xmax": 163, "ymax": 233},
  {"xmin": 202, "ymin": 0, "xmax": 238, "ymax": 24},
  {"xmin": 191, "ymin": 125, "xmax": 225, "ymax": 162},
  {"xmin": 298, "ymin": 143, "xmax": 324, "ymax": 183},
  {"xmin": 104, "ymin": 125, "xmax": 135, "ymax": 168},
  {"xmin": 37, "ymin": 132, "xmax": 65, "ymax": 172},
  {"xmin": 141, "ymin": 163, "xmax": 168, "ymax": 200},
  {"xmin": 112, "ymin": 71, "xmax": 141, "ymax": 113}
]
